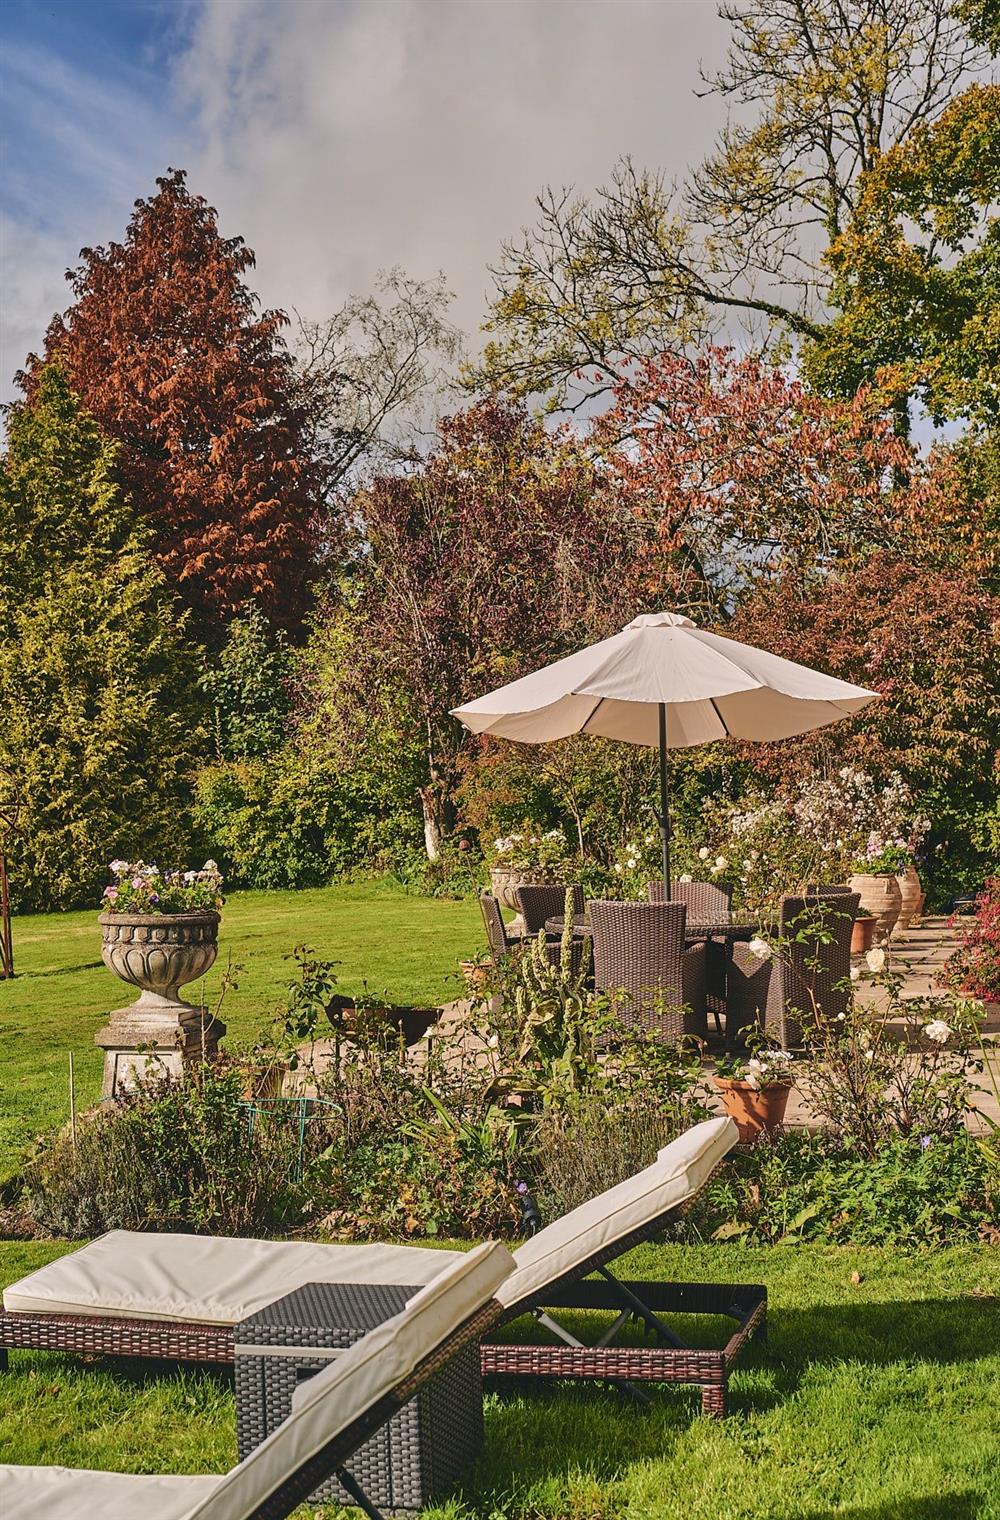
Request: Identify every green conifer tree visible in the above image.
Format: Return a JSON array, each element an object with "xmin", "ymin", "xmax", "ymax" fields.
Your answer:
[{"xmin": 0, "ymin": 365, "xmax": 202, "ymax": 909}]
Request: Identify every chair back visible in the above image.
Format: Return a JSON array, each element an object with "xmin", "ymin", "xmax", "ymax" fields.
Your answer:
[
  {"xmin": 479, "ymin": 893, "xmax": 511, "ymax": 960},
  {"xmin": 588, "ymin": 899, "xmax": 692, "ymax": 1037},
  {"xmin": 648, "ymin": 878, "xmax": 733, "ymax": 924},
  {"xmin": 776, "ymin": 892, "xmax": 860, "ymax": 1041},
  {"xmin": 515, "ymin": 882, "xmax": 584, "ymax": 934}
]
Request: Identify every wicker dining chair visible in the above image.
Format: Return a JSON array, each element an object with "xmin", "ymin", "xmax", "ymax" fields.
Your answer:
[
  {"xmin": 648, "ymin": 879, "xmax": 733, "ymax": 1027},
  {"xmin": 479, "ymin": 893, "xmax": 515, "ymax": 962},
  {"xmin": 515, "ymin": 882, "xmax": 585, "ymax": 935},
  {"xmin": 587, "ymin": 899, "xmax": 707, "ymax": 1040},
  {"xmin": 647, "ymin": 878, "xmax": 734, "ymax": 921},
  {"xmin": 727, "ymin": 892, "xmax": 859, "ymax": 1047}
]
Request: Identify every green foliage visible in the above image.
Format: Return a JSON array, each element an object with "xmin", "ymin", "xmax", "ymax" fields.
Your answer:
[
  {"xmin": 199, "ymin": 607, "xmax": 293, "ymax": 760},
  {"xmin": 0, "ymin": 365, "xmax": 202, "ymax": 910},
  {"xmin": 26, "ymin": 1061, "xmax": 307, "ymax": 1238},
  {"xmin": 703, "ymin": 1129, "xmax": 997, "ymax": 1247}
]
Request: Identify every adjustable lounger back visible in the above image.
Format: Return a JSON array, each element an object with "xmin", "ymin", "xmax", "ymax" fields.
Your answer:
[{"xmin": 0, "ymin": 1241, "xmax": 514, "ymax": 1520}]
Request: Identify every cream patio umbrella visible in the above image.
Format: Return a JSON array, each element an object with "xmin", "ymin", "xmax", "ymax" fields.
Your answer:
[{"xmin": 452, "ymin": 612, "xmax": 879, "ymax": 898}]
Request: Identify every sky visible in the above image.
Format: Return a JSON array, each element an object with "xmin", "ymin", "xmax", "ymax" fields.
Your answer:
[{"xmin": 0, "ymin": 0, "xmax": 731, "ymax": 401}]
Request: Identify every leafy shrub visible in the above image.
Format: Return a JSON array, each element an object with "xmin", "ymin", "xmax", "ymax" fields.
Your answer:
[
  {"xmin": 26, "ymin": 1061, "xmax": 309, "ymax": 1238},
  {"xmin": 702, "ymin": 1129, "xmax": 998, "ymax": 1247},
  {"xmin": 944, "ymin": 878, "xmax": 1000, "ymax": 1001}
]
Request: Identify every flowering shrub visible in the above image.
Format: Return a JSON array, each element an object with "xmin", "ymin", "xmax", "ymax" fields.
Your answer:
[
  {"xmin": 101, "ymin": 859, "xmax": 224, "ymax": 914},
  {"xmin": 945, "ymin": 878, "xmax": 1000, "ymax": 1000},
  {"xmin": 488, "ymin": 826, "xmax": 573, "ymax": 876}
]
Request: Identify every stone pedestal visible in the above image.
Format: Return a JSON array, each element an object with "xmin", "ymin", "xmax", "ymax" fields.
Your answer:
[
  {"xmin": 95, "ymin": 1001, "xmax": 226, "ymax": 1099},
  {"xmin": 96, "ymin": 909, "xmax": 223, "ymax": 1099}
]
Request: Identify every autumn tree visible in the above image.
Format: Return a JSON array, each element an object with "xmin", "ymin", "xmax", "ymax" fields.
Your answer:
[
  {"xmin": 0, "ymin": 366, "xmax": 200, "ymax": 909},
  {"xmin": 19, "ymin": 170, "xmax": 320, "ymax": 635},
  {"xmin": 341, "ymin": 398, "xmax": 665, "ymax": 858},
  {"xmin": 592, "ymin": 347, "xmax": 913, "ymax": 616}
]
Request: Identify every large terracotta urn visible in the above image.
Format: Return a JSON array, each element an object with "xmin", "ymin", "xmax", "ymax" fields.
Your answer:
[
  {"xmin": 96, "ymin": 911, "xmax": 224, "ymax": 1098},
  {"xmin": 892, "ymin": 862, "xmax": 923, "ymax": 934},
  {"xmin": 848, "ymin": 873, "xmax": 903, "ymax": 941}
]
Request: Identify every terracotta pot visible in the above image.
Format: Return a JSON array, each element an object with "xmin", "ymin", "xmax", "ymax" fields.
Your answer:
[
  {"xmin": 458, "ymin": 959, "xmax": 490, "ymax": 991},
  {"xmin": 848, "ymin": 873, "xmax": 903, "ymax": 940},
  {"xmin": 713, "ymin": 1076, "xmax": 792, "ymax": 1144},
  {"xmin": 892, "ymin": 862, "xmax": 922, "ymax": 934},
  {"xmin": 850, "ymin": 915, "xmax": 878, "ymax": 955}
]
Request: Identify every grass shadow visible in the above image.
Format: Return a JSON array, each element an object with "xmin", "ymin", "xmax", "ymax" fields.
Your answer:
[{"xmin": 799, "ymin": 1496, "xmax": 981, "ymax": 1520}]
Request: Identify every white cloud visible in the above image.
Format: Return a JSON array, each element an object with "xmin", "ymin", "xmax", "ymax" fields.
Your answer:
[{"xmin": 176, "ymin": 0, "xmax": 729, "ymax": 341}]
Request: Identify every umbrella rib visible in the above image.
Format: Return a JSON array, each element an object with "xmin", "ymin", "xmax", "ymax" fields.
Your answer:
[
  {"xmin": 709, "ymin": 697, "xmax": 732, "ymax": 737},
  {"xmin": 578, "ymin": 695, "xmax": 605, "ymax": 734}
]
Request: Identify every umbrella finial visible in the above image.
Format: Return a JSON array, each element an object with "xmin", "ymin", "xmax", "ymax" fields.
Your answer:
[{"xmin": 626, "ymin": 612, "xmax": 697, "ymax": 630}]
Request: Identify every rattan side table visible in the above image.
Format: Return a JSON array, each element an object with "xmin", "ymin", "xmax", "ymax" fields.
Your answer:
[{"xmin": 235, "ymin": 1280, "xmax": 483, "ymax": 1511}]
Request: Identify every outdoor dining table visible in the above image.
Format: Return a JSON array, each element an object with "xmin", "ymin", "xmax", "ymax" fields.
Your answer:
[{"xmin": 543, "ymin": 914, "xmax": 762, "ymax": 944}]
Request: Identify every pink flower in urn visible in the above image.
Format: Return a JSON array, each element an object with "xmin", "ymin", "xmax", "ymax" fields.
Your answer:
[
  {"xmin": 132, "ymin": 877, "xmax": 144, "ymax": 890},
  {"xmin": 103, "ymin": 886, "xmax": 118, "ymax": 902}
]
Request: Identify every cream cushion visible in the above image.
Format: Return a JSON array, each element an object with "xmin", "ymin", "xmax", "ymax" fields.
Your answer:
[
  {"xmin": 3, "ymin": 1117, "xmax": 736, "ymax": 1327},
  {"xmin": 0, "ymin": 1242, "xmax": 514, "ymax": 1520},
  {"xmin": 0, "ymin": 1469, "xmax": 221, "ymax": 1520},
  {"xmin": 495, "ymin": 1115, "xmax": 736, "ymax": 1310},
  {"xmin": 3, "ymin": 1235, "xmax": 449, "ymax": 1325}
]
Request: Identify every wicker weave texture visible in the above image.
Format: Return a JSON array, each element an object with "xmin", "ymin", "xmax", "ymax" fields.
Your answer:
[
  {"xmin": 728, "ymin": 893, "xmax": 859, "ymax": 1045},
  {"xmin": 479, "ymin": 893, "xmax": 512, "ymax": 959},
  {"xmin": 236, "ymin": 1281, "xmax": 483, "ymax": 1511},
  {"xmin": 588, "ymin": 899, "xmax": 707, "ymax": 1039},
  {"xmin": 647, "ymin": 879, "xmax": 734, "ymax": 921},
  {"xmin": 515, "ymin": 883, "xmax": 585, "ymax": 934}
]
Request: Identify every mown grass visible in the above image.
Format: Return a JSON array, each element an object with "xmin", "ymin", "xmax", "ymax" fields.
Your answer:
[
  {"xmin": 1, "ymin": 1240, "xmax": 998, "ymax": 1517},
  {"xmin": 0, "ymin": 882, "xmax": 483, "ymax": 1184}
]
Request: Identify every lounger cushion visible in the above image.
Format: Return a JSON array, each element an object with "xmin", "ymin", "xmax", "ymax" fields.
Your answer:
[
  {"xmin": 496, "ymin": 1115, "xmax": 737, "ymax": 1311},
  {"xmin": 0, "ymin": 1467, "xmax": 221, "ymax": 1520},
  {"xmin": 188, "ymin": 1240, "xmax": 513, "ymax": 1520},
  {"xmin": 3, "ymin": 1234, "xmax": 449, "ymax": 1326}
]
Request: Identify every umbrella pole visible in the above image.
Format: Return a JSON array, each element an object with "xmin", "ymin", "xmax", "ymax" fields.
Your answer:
[{"xmin": 658, "ymin": 702, "xmax": 672, "ymax": 899}]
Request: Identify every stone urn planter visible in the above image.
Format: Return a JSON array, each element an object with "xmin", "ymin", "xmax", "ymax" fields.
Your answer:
[
  {"xmin": 892, "ymin": 862, "xmax": 923, "ymax": 934},
  {"xmin": 713, "ymin": 1077, "xmax": 792, "ymax": 1145},
  {"xmin": 848, "ymin": 873, "xmax": 903, "ymax": 941},
  {"xmin": 96, "ymin": 910, "xmax": 224, "ymax": 1098},
  {"xmin": 489, "ymin": 866, "xmax": 558, "ymax": 935},
  {"xmin": 850, "ymin": 913, "xmax": 878, "ymax": 955}
]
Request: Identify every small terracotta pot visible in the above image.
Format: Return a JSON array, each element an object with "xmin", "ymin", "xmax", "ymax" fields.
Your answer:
[
  {"xmin": 713, "ymin": 1076, "xmax": 792, "ymax": 1144},
  {"xmin": 458, "ymin": 959, "xmax": 490, "ymax": 991},
  {"xmin": 850, "ymin": 915, "xmax": 878, "ymax": 955}
]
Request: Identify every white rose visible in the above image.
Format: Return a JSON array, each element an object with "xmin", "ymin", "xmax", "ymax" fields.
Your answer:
[
  {"xmin": 747, "ymin": 937, "xmax": 772, "ymax": 961},
  {"xmin": 866, "ymin": 947, "xmax": 886, "ymax": 973},
  {"xmin": 925, "ymin": 1020, "xmax": 952, "ymax": 1045},
  {"xmin": 698, "ymin": 847, "xmax": 710, "ymax": 861},
  {"xmin": 715, "ymin": 856, "xmax": 728, "ymax": 870},
  {"xmin": 678, "ymin": 873, "xmax": 693, "ymax": 883},
  {"xmin": 850, "ymin": 966, "xmax": 860, "ymax": 981}
]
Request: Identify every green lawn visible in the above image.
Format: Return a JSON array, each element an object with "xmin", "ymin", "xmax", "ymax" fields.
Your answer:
[
  {"xmin": 0, "ymin": 882, "xmax": 483, "ymax": 1184},
  {"xmin": 1, "ymin": 1239, "xmax": 998, "ymax": 1517}
]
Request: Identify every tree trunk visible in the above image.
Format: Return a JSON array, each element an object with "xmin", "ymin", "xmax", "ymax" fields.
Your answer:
[{"xmin": 420, "ymin": 787, "xmax": 443, "ymax": 861}]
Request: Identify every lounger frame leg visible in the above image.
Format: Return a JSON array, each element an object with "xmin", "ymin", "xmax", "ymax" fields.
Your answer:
[{"xmin": 334, "ymin": 1465, "xmax": 387, "ymax": 1520}]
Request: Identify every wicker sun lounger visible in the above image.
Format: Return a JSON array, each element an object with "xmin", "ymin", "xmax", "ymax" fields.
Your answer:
[
  {"xmin": 0, "ymin": 1241, "xmax": 514, "ymax": 1520},
  {"xmin": 1, "ymin": 1119, "xmax": 764, "ymax": 1416}
]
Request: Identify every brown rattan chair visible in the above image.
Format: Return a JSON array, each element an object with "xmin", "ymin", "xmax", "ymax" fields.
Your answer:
[
  {"xmin": 515, "ymin": 882, "xmax": 585, "ymax": 935},
  {"xmin": 588, "ymin": 899, "xmax": 707, "ymax": 1040},
  {"xmin": 648, "ymin": 880, "xmax": 733, "ymax": 1029},
  {"xmin": 727, "ymin": 893, "xmax": 859, "ymax": 1047},
  {"xmin": 0, "ymin": 1242, "xmax": 513, "ymax": 1520},
  {"xmin": 0, "ymin": 1120, "xmax": 763, "ymax": 1419},
  {"xmin": 647, "ymin": 878, "xmax": 734, "ymax": 921},
  {"xmin": 479, "ymin": 892, "xmax": 515, "ymax": 961}
]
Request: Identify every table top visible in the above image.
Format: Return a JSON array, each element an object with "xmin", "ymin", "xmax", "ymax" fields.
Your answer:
[{"xmin": 544, "ymin": 913, "xmax": 762, "ymax": 941}]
